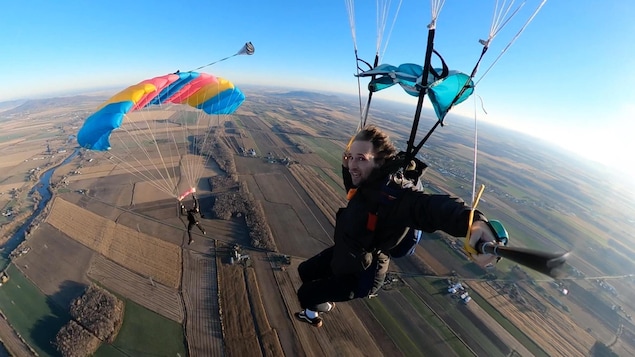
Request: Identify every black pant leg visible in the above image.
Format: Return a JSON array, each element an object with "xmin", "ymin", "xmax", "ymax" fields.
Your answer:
[
  {"xmin": 196, "ymin": 222, "xmax": 205, "ymax": 233},
  {"xmin": 297, "ymin": 273, "xmax": 358, "ymax": 311},
  {"xmin": 298, "ymin": 246, "xmax": 334, "ymax": 283},
  {"xmin": 297, "ymin": 246, "xmax": 359, "ymax": 311}
]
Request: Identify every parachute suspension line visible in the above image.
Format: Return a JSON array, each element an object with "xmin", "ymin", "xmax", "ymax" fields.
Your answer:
[
  {"xmin": 149, "ymin": 104, "xmax": 181, "ymax": 196},
  {"xmin": 176, "ymin": 104, "xmax": 196, "ymax": 191},
  {"xmin": 469, "ymin": 95, "xmax": 488, "ymax": 207},
  {"xmin": 488, "ymin": 0, "xmax": 525, "ymax": 41},
  {"xmin": 181, "ymin": 87, "xmax": 244, "ymax": 191},
  {"xmin": 345, "ymin": 0, "xmax": 357, "ymax": 46},
  {"xmin": 376, "ymin": 0, "xmax": 403, "ymax": 61},
  {"xmin": 130, "ymin": 110, "xmax": 180, "ymax": 196},
  {"xmin": 357, "ymin": 0, "xmax": 402, "ymax": 130},
  {"xmin": 195, "ymin": 112, "xmax": 217, "ymax": 184},
  {"xmin": 191, "ymin": 42, "xmax": 255, "ymax": 72},
  {"xmin": 470, "ymin": 96, "xmax": 480, "ymax": 208},
  {"xmin": 429, "ymin": 0, "xmax": 445, "ymax": 27},
  {"xmin": 156, "ymin": 103, "xmax": 182, "ymax": 195},
  {"xmin": 136, "ymin": 106, "xmax": 181, "ymax": 196},
  {"xmin": 183, "ymin": 110, "xmax": 197, "ymax": 190},
  {"xmin": 345, "ymin": 0, "xmax": 367, "ymax": 130},
  {"xmin": 346, "ymin": 0, "xmax": 403, "ymax": 132},
  {"xmin": 173, "ymin": 114, "xmax": 191, "ymax": 192},
  {"xmin": 180, "ymin": 107, "xmax": 205, "ymax": 192},
  {"xmin": 367, "ymin": 0, "xmax": 403, "ymax": 128},
  {"xmin": 474, "ymin": 0, "xmax": 547, "ymax": 86},
  {"xmin": 108, "ymin": 116, "xmax": 179, "ymax": 198},
  {"xmin": 107, "ymin": 151, "xmax": 176, "ymax": 197},
  {"xmin": 186, "ymin": 109, "xmax": 215, "ymax": 190}
]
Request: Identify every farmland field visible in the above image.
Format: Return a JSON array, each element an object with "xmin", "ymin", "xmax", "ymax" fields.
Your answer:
[{"xmin": 0, "ymin": 89, "xmax": 634, "ymax": 356}]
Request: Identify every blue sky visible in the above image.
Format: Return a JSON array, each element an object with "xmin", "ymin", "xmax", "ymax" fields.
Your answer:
[{"xmin": 2, "ymin": 1, "xmax": 635, "ymax": 183}]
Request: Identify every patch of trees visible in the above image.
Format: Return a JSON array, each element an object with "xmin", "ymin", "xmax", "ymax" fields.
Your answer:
[
  {"xmin": 295, "ymin": 144, "xmax": 312, "ymax": 154},
  {"xmin": 272, "ymin": 123, "xmax": 307, "ymax": 135},
  {"xmin": 212, "ymin": 184, "xmax": 277, "ymax": 251},
  {"xmin": 55, "ymin": 321, "xmax": 100, "ymax": 357},
  {"xmin": 55, "ymin": 284, "xmax": 124, "ymax": 357},
  {"xmin": 197, "ymin": 133, "xmax": 237, "ymax": 180},
  {"xmin": 209, "ymin": 176, "xmax": 238, "ymax": 193},
  {"xmin": 590, "ymin": 342, "xmax": 618, "ymax": 357},
  {"xmin": 199, "ymin": 131, "xmax": 277, "ymax": 251},
  {"xmin": 279, "ymin": 133, "xmax": 312, "ymax": 154}
]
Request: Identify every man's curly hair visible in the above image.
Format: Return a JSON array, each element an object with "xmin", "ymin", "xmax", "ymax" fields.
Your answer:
[{"xmin": 353, "ymin": 124, "xmax": 398, "ymax": 162}]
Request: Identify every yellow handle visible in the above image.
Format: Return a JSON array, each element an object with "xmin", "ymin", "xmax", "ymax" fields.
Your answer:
[{"xmin": 464, "ymin": 184, "xmax": 485, "ymax": 259}]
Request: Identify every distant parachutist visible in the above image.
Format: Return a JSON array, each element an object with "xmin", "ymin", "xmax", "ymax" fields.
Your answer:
[{"xmin": 180, "ymin": 194, "xmax": 205, "ymax": 244}]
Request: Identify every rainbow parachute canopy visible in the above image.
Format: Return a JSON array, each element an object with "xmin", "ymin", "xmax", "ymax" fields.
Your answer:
[{"xmin": 77, "ymin": 71, "xmax": 244, "ymax": 151}]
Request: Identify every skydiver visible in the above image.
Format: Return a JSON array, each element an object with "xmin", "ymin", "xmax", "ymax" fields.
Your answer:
[
  {"xmin": 295, "ymin": 125, "xmax": 506, "ymax": 328},
  {"xmin": 180, "ymin": 194, "xmax": 206, "ymax": 244}
]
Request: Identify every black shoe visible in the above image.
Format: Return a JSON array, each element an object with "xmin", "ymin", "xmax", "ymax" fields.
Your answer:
[
  {"xmin": 202, "ymin": 231, "xmax": 207, "ymax": 235},
  {"xmin": 295, "ymin": 311, "xmax": 322, "ymax": 327}
]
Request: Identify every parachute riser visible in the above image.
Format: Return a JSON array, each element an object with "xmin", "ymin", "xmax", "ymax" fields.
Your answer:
[
  {"xmin": 404, "ymin": 27, "xmax": 436, "ymax": 165},
  {"xmin": 360, "ymin": 54, "xmax": 381, "ymax": 129}
]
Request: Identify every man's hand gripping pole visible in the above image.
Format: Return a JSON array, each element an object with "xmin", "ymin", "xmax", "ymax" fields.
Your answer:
[{"xmin": 464, "ymin": 184, "xmax": 485, "ymax": 260}]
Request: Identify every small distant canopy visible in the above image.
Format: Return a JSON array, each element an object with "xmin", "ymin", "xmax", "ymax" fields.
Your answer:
[{"xmin": 356, "ymin": 63, "xmax": 474, "ymax": 123}]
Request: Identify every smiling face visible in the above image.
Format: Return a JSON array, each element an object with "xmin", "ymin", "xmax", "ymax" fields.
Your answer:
[{"xmin": 347, "ymin": 140, "xmax": 381, "ymax": 186}]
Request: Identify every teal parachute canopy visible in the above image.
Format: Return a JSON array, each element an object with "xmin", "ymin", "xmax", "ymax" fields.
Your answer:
[{"xmin": 356, "ymin": 63, "xmax": 474, "ymax": 122}]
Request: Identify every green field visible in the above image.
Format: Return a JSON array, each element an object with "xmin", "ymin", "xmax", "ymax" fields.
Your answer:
[
  {"xmin": 0, "ymin": 132, "xmax": 27, "ymax": 143},
  {"xmin": 0, "ymin": 264, "xmax": 186, "ymax": 356},
  {"xmin": 294, "ymin": 135, "xmax": 343, "ymax": 168},
  {"xmin": 95, "ymin": 299, "xmax": 186, "ymax": 357},
  {"xmin": 0, "ymin": 264, "xmax": 68, "ymax": 356}
]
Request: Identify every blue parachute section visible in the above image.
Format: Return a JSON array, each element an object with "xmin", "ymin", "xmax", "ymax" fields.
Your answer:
[
  {"xmin": 198, "ymin": 89, "xmax": 245, "ymax": 114},
  {"xmin": 357, "ymin": 63, "xmax": 474, "ymax": 123},
  {"xmin": 78, "ymin": 102, "xmax": 132, "ymax": 151}
]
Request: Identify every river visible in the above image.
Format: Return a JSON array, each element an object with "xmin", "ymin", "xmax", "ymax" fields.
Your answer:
[{"xmin": 0, "ymin": 148, "xmax": 79, "ymax": 269}]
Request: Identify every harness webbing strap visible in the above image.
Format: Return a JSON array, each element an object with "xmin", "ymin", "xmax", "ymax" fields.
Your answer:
[
  {"xmin": 367, "ymin": 213, "xmax": 378, "ymax": 231},
  {"xmin": 347, "ymin": 188, "xmax": 357, "ymax": 200}
]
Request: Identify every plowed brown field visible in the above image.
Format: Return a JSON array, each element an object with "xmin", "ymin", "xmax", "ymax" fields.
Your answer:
[{"xmin": 47, "ymin": 197, "xmax": 181, "ymax": 288}]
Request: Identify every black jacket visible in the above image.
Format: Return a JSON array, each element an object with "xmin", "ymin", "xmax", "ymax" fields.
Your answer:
[
  {"xmin": 182, "ymin": 196, "xmax": 201, "ymax": 224},
  {"xmin": 331, "ymin": 165, "xmax": 485, "ymax": 294}
]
